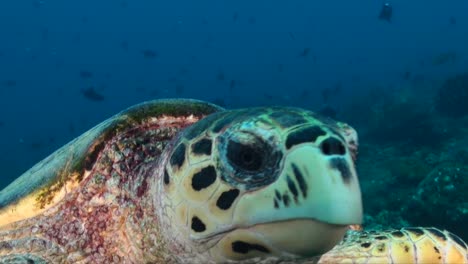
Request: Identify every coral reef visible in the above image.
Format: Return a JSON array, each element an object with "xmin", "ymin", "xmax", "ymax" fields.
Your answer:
[{"xmin": 435, "ymin": 72, "xmax": 468, "ymax": 118}]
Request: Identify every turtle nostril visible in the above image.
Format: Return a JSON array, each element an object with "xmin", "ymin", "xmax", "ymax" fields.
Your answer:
[{"xmin": 320, "ymin": 137, "xmax": 346, "ymax": 156}]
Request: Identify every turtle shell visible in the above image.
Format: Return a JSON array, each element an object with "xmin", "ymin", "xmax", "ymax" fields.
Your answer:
[{"xmin": 0, "ymin": 99, "xmax": 223, "ymax": 227}]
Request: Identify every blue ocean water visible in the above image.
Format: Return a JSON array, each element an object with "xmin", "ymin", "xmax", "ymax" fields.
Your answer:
[{"xmin": 1, "ymin": 0, "xmax": 467, "ymax": 242}]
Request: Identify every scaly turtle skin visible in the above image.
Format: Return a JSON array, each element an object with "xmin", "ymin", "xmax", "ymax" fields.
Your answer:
[{"xmin": 0, "ymin": 99, "xmax": 466, "ymax": 263}]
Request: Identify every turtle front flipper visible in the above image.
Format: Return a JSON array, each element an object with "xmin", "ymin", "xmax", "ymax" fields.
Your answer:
[{"xmin": 318, "ymin": 227, "xmax": 468, "ymax": 264}]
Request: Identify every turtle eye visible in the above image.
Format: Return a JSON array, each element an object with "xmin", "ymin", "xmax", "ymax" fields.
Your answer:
[
  {"xmin": 218, "ymin": 131, "xmax": 282, "ymax": 190},
  {"xmin": 226, "ymin": 140, "xmax": 266, "ymax": 172}
]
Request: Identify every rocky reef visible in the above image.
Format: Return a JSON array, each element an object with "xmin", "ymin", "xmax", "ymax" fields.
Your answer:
[
  {"xmin": 342, "ymin": 76, "xmax": 468, "ymax": 241},
  {"xmin": 435, "ymin": 73, "xmax": 468, "ymax": 118}
]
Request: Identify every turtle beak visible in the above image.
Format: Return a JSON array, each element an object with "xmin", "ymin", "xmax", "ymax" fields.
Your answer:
[{"xmin": 233, "ymin": 144, "xmax": 362, "ymax": 226}]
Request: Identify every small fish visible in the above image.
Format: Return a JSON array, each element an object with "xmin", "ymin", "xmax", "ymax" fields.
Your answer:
[
  {"xmin": 319, "ymin": 104, "xmax": 337, "ymax": 119},
  {"xmin": 288, "ymin": 32, "xmax": 296, "ymax": 41},
  {"xmin": 216, "ymin": 72, "xmax": 225, "ymax": 81},
  {"xmin": 321, "ymin": 83, "xmax": 342, "ymax": 104},
  {"xmin": 449, "ymin": 16, "xmax": 457, "ymax": 25},
  {"xmin": 79, "ymin": 70, "xmax": 93, "ymax": 79},
  {"xmin": 403, "ymin": 71, "xmax": 411, "ymax": 80},
  {"xmin": 379, "ymin": 2, "xmax": 393, "ymax": 22},
  {"xmin": 68, "ymin": 123, "xmax": 75, "ymax": 134},
  {"xmin": 229, "ymin": 80, "xmax": 236, "ymax": 91},
  {"xmin": 41, "ymin": 28, "xmax": 49, "ymax": 41},
  {"xmin": 211, "ymin": 98, "xmax": 226, "ymax": 107},
  {"xmin": 0, "ymin": 121, "xmax": 4, "ymax": 127},
  {"xmin": 298, "ymin": 48, "xmax": 310, "ymax": 58},
  {"xmin": 2, "ymin": 80, "xmax": 17, "ymax": 87},
  {"xmin": 264, "ymin": 93, "xmax": 274, "ymax": 100},
  {"xmin": 121, "ymin": 41, "xmax": 129, "ymax": 51},
  {"xmin": 232, "ymin": 12, "xmax": 239, "ymax": 22},
  {"xmin": 300, "ymin": 89, "xmax": 310, "ymax": 98},
  {"xmin": 142, "ymin": 49, "xmax": 158, "ymax": 59},
  {"xmin": 433, "ymin": 51, "xmax": 457, "ymax": 65},
  {"xmin": 248, "ymin": 17, "xmax": 256, "ymax": 25},
  {"xmin": 278, "ymin": 64, "xmax": 284, "ymax": 72},
  {"xmin": 29, "ymin": 142, "xmax": 43, "ymax": 150},
  {"xmin": 175, "ymin": 84, "xmax": 184, "ymax": 96},
  {"xmin": 32, "ymin": 0, "xmax": 45, "ymax": 8},
  {"xmin": 81, "ymin": 86, "xmax": 105, "ymax": 102}
]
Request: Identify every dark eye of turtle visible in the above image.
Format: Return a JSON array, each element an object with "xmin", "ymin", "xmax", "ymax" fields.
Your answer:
[{"xmin": 226, "ymin": 138, "xmax": 266, "ymax": 172}]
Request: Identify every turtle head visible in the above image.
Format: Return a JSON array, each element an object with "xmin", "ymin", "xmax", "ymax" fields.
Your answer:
[{"xmin": 159, "ymin": 107, "xmax": 362, "ymax": 262}]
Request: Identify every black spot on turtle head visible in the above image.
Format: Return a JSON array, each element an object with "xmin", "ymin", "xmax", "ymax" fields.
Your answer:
[
  {"xmin": 191, "ymin": 165, "xmax": 217, "ymax": 191},
  {"xmin": 285, "ymin": 126, "xmax": 326, "ymax": 149},
  {"xmin": 269, "ymin": 110, "xmax": 307, "ymax": 128},
  {"xmin": 329, "ymin": 158, "xmax": 352, "ymax": 183},
  {"xmin": 212, "ymin": 112, "xmax": 238, "ymax": 133},
  {"xmin": 232, "ymin": 241, "xmax": 270, "ymax": 254},
  {"xmin": 184, "ymin": 112, "xmax": 226, "ymax": 140},
  {"xmin": 191, "ymin": 216, "xmax": 206, "ymax": 232},
  {"xmin": 391, "ymin": 231, "xmax": 405, "ymax": 238},
  {"xmin": 163, "ymin": 168, "xmax": 170, "ymax": 185},
  {"xmin": 405, "ymin": 227, "xmax": 424, "ymax": 237},
  {"xmin": 426, "ymin": 228, "xmax": 447, "ymax": 241},
  {"xmin": 320, "ymin": 137, "xmax": 346, "ymax": 156},
  {"xmin": 448, "ymin": 232, "xmax": 467, "ymax": 249},
  {"xmin": 360, "ymin": 242, "xmax": 371, "ymax": 248},
  {"xmin": 216, "ymin": 189, "xmax": 240, "ymax": 210},
  {"xmin": 170, "ymin": 143, "xmax": 186, "ymax": 169},
  {"xmin": 191, "ymin": 138, "xmax": 212, "ymax": 156}
]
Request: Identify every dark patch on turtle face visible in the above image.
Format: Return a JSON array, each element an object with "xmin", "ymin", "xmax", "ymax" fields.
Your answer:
[
  {"xmin": 374, "ymin": 236, "xmax": 387, "ymax": 240},
  {"xmin": 274, "ymin": 200, "xmax": 279, "ymax": 209},
  {"xmin": 84, "ymin": 140, "xmax": 107, "ymax": 171},
  {"xmin": 216, "ymin": 189, "xmax": 240, "ymax": 210},
  {"xmin": 170, "ymin": 143, "xmax": 186, "ymax": 169},
  {"xmin": 274, "ymin": 190, "xmax": 282, "ymax": 201},
  {"xmin": 269, "ymin": 110, "xmax": 307, "ymax": 128},
  {"xmin": 391, "ymin": 231, "xmax": 405, "ymax": 238},
  {"xmin": 291, "ymin": 163, "xmax": 308, "ymax": 198},
  {"xmin": 232, "ymin": 241, "xmax": 270, "ymax": 254},
  {"xmin": 163, "ymin": 168, "xmax": 170, "ymax": 185},
  {"xmin": 286, "ymin": 176, "xmax": 299, "ymax": 203},
  {"xmin": 191, "ymin": 216, "xmax": 206, "ymax": 232},
  {"xmin": 329, "ymin": 158, "xmax": 352, "ymax": 182},
  {"xmin": 448, "ymin": 232, "xmax": 467, "ymax": 249},
  {"xmin": 405, "ymin": 227, "xmax": 424, "ymax": 237},
  {"xmin": 212, "ymin": 112, "xmax": 238, "ymax": 133},
  {"xmin": 285, "ymin": 126, "xmax": 326, "ymax": 149},
  {"xmin": 191, "ymin": 138, "xmax": 212, "ymax": 156},
  {"xmin": 376, "ymin": 243, "xmax": 386, "ymax": 252},
  {"xmin": 184, "ymin": 112, "xmax": 226, "ymax": 140},
  {"xmin": 426, "ymin": 228, "xmax": 446, "ymax": 241},
  {"xmin": 360, "ymin": 242, "xmax": 371, "ymax": 248},
  {"xmin": 433, "ymin": 246, "xmax": 440, "ymax": 254},
  {"xmin": 404, "ymin": 245, "xmax": 410, "ymax": 252},
  {"xmin": 191, "ymin": 165, "xmax": 217, "ymax": 191},
  {"xmin": 282, "ymin": 193, "xmax": 290, "ymax": 207},
  {"xmin": 320, "ymin": 137, "xmax": 346, "ymax": 156}
]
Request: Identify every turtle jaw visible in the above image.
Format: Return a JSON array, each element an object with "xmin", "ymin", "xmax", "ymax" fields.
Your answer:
[{"xmin": 209, "ymin": 219, "xmax": 348, "ymax": 262}]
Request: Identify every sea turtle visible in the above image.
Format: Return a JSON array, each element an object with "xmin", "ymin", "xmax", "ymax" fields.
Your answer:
[{"xmin": 0, "ymin": 99, "xmax": 466, "ymax": 264}]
